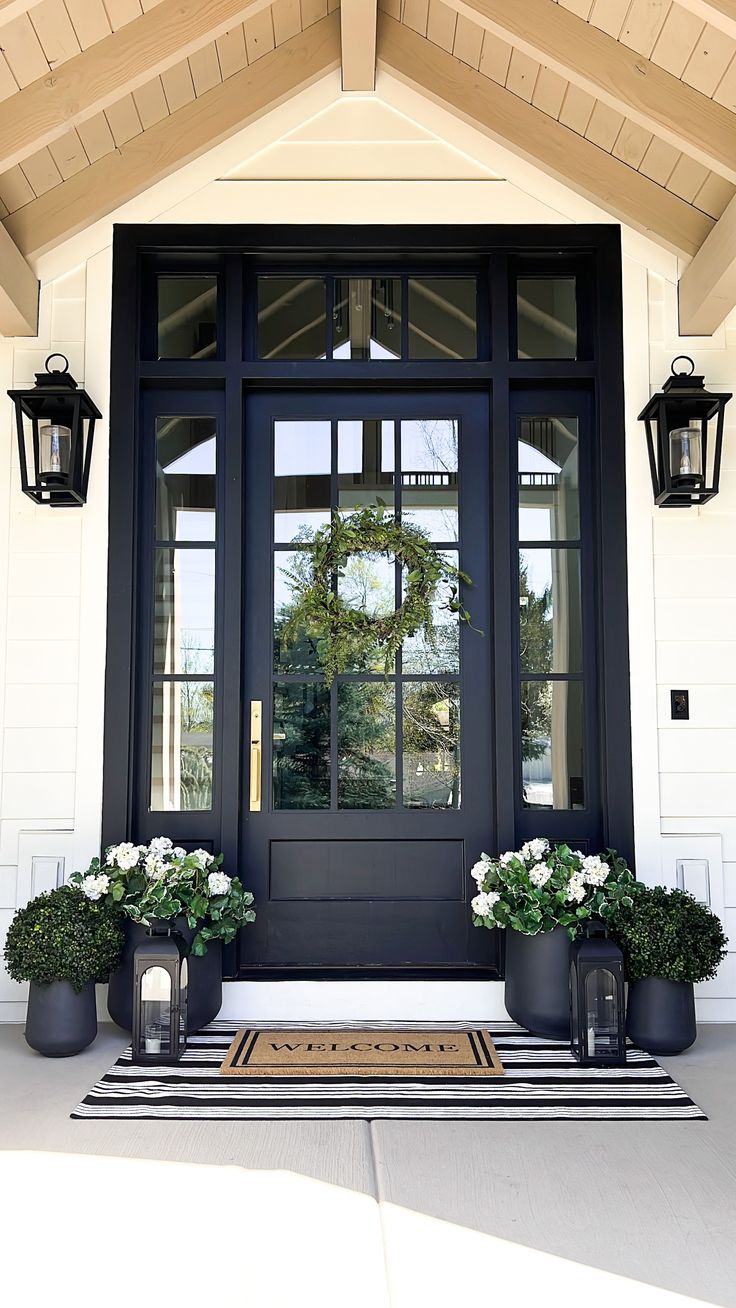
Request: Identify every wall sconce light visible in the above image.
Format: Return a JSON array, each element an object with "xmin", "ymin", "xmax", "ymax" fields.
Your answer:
[
  {"xmin": 638, "ymin": 356, "xmax": 732, "ymax": 508},
  {"xmin": 7, "ymin": 354, "xmax": 102, "ymax": 506}
]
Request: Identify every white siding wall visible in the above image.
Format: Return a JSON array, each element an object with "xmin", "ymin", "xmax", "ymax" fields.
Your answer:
[
  {"xmin": 646, "ymin": 276, "xmax": 736, "ymax": 1018},
  {"xmin": 0, "ymin": 252, "xmax": 111, "ymax": 1020},
  {"xmin": 0, "ymin": 91, "xmax": 734, "ymax": 1019}
]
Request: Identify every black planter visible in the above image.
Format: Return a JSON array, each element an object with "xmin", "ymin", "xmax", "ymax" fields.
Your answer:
[
  {"xmin": 25, "ymin": 979, "xmax": 97, "ymax": 1057},
  {"xmin": 504, "ymin": 925, "xmax": 572, "ymax": 1039},
  {"xmin": 107, "ymin": 917, "xmax": 222, "ymax": 1035},
  {"xmin": 626, "ymin": 977, "xmax": 697, "ymax": 1055}
]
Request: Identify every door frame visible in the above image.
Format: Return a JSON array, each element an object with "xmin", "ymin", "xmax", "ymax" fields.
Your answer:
[{"xmin": 102, "ymin": 224, "xmax": 633, "ymax": 980}]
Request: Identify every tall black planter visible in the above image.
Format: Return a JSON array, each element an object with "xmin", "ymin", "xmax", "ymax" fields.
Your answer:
[
  {"xmin": 504, "ymin": 925, "xmax": 572, "ymax": 1039},
  {"xmin": 626, "ymin": 977, "xmax": 697, "ymax": 1055},
  {"xmin": 25, "ymin": 979, "xmax": 97, "ymax": 1057},
  {"xmin": 107, "ymin": 917, "xmax": 222, "ymax": 1034}
]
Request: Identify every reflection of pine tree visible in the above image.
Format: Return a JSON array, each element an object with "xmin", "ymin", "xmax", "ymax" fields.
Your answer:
[
  {"xmin": 402, "ymin": 682, "xmax": 460, "ymax": 808},
  {"xmin": 519, "ymin": 556, "xmax": 552, "ymax": 762}
]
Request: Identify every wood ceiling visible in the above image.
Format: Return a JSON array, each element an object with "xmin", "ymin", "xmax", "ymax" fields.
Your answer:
[{"xmin": 0, "ymin": 0, "xmax": 735, "ymax": 335}]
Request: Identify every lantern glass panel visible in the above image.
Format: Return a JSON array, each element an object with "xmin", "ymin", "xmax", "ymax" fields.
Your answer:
[
  {"xmin": 179, "ymin": 956, "xmax": 189, "ymax": 1046},
  {"xmin": 39, "ymin": 423, "xmax": 71, "ymax": 481},
  {"xmin": 669, "ymin": 422, "xmax": 703, "ymax": 485},
  {"xmin": 140, "ymin": 965, "xmax": 172, "ymax": 1056},
  {"xmin": 584, "ymin": 967, "xmax": 619, "ymax": 1059}
]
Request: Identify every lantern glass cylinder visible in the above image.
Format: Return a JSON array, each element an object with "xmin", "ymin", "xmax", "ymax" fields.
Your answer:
[
  {"xmin": 669, "ymin": 421, "xmax": 703, "ymax": 487},
  {"xmin": 140, "ymin": 964, "xmax": 172, "ymax": 1056},
  {"xmin": 39, "ymin": 422, "xmax": 72, "ymax": 483},
  {"xmin": 584, "ymin": 968, "xmax": 620, "ymax": 1060}
]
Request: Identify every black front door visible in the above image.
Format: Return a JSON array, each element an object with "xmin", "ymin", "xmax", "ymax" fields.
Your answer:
[{"xmin": 242, "ymin": 390, "xmax": 495, "ymax": 972}]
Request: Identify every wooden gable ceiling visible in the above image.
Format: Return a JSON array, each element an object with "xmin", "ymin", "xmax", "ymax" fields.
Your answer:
[{"xmin": 0, "ymin": 0, "xmax": 735, "ymax": 335}]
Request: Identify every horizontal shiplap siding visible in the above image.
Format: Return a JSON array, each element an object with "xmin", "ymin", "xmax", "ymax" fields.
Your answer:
[{"xmin": 650, "ymin": 265, "xmax": 736, "ymax": 988}]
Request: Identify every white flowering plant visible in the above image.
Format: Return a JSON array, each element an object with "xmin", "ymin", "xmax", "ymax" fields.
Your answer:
[
  {"xmin": 71, "ymin": 838, "xmax": 256, "ymax": 956},
  {"xmin": 470, "ymin": 840, "xmax": 634, "ymax": 938}
]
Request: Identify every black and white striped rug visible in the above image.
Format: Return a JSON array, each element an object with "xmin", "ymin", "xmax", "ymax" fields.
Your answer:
[{"xmin": 71, "ymin": 1021, "xmax": 706, "ymax": 1121}]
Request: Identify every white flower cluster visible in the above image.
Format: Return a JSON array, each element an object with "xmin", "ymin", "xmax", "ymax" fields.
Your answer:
[
  {"xmin": 521, "ymin": 838, "xmax": 549, "ymax": 862},
  {"xmin": 581, "ymin": 854, "xmax": 609, "ymax": 886},
  {"xmin": 208, "ymin": 871, "xmax": 232, "ymax": 897},
  {"xmin": 105, "ymin": 842, "xmax": 141, "ymax": 871},
  {"xmin": 566, "ymin": 871, "xmax": 586, "ymax": 904},
  {"xmin": 80, "ymin": 872, "xmax": 110, "ymax": 901},
  {"xmin": 529, "ymin": 862, "xmax": 552, "ymax": 888},
  {"xmin": 193, "ymin": 849, "xmax": 215, "ymax": 867},
  {"xmin": 470, "ymin": 859, "xmax": 489, "ymax": 887},
  {"xmin": 471, "ymin": 890, "xmax": 500, "ymax": 917}
]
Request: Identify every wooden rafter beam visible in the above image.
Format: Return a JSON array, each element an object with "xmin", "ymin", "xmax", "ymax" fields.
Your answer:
[
  {"xmin": 376, "ymin": 14, "xmax": 713, "ymax": 256},
  {"xmin": 439, "ymin": 0, "xmax": 736, "ymax": 184},
  {"xmin": 0, "ymin": 222, "xmax": 38, "ymax": 335},
  {"xmin": 0, "ymin": 1, "xmax": 40, "ymax": 22},
  {"xmin": 341, "ymin": 0, "xmax": 378, "ymax": 91},
  {"xmin": 679, "ymin": 191, "xmax": 736, "ymax": 333},
  {"xmin": 3, "ymin": 15, "xmax": 342, "ymax": 258},
  {"xmin": 673, "ymin": 0, "xmax": 736, "ymax": 43},
  {"xmin": 0, "ymin": 0, "xmax": 276, "ymax": 174}
]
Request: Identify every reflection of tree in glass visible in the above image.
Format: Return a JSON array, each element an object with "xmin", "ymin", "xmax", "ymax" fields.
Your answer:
[
  {"xmin": 179, "ymin": 630, "xmax": 212, "ymax": 676},
  {"xmin": 402, "ymin": 682, "xmax": 460, "ymax": 809},
  {"xmin": 273, "ymin": 683, "xmax": 330, "ymax": 810},
  {"xmin": 404, "ymin": 419, "xmax": 458, "ymax": 542},
  {"xmin": 338, "ymin": 683, "xmax": 395, "ymax": 809},
  {"xmin": 179, "ymin": 680, "xmax": 213, "ymax": 811},
  {"xmin": 519, "ymin": 556, "xmax": 552, "ymax": 762}
]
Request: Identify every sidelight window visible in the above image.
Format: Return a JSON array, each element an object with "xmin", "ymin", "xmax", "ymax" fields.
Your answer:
[
  {"xmin": 150, "ymin": 415, "xmax": 217, "ymax": 811},
  {"xmin": 517, "ymin": 414, "xmax": 585, "ymax": 811}
]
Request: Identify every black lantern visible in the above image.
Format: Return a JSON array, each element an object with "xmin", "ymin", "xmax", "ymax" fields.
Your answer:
[
  {"xmin": 7, "ymin": 354, "xmax": 101, "ymax": 506},
  {"xmin": 638, "ymin": 355, "xmax": 732, "ymax": 507},
  {"xmin": 132, "ymin": 929, "xmax": 188, "ymax": 1064},
  {"xmin": 569, "ymin": 922, "xmax": 626, "ymax": 1066}
]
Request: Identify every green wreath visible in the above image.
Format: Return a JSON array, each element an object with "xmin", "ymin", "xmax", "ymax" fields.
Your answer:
[{"xmin": 282, "ymin": 503, "xmax": 477, "ymax": 684}]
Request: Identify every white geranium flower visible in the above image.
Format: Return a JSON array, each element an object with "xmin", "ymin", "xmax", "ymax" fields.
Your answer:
[
  {"xmin": 145, "ymin": 853, "xmax": 168, "ymax": 881},
  {"xmin": 529, "ymin": 862, "xmax": 552, "ymax": 888},
  {"xmin": 582, "ymin": 854, "xmax": 609, "ymax": 886},
  {"xmin": 566, "ymin": 873, "xmax": 586, "ymax": 904},
  {"xmin": 106, "ymin": 842, "xmax": 140, "ymax": 870},
  {"xmin": 148, "ymin": 836, "xmax": 173, "ymax": 857},
  {"xmin": 80, "ymin": 872, "xmax": 110, "ymax": 901},
  {"xmin": 193, "ymin": 848, "xmax": 215, "ymax": 867},
  {"xmin": 173, "ymin": 847, "xmax": 187, "ymax": 859},
  {"xmin": 521, "ymin": 838, "xmax": 549, "ymax": 862},
  {"xmin": 470, "ymin": 859, "xmax": 488, "ymax": 887},
  {"xmin": 499, "ymin": 850, "xmax": 518, "ymax": 866},
  {"xmin": 208, "ymin": 870, "xmax": 231, "ymax": 896},
  {"xmin": 471, "ymin": 890, "xmax": 500, "ymax": 918}
]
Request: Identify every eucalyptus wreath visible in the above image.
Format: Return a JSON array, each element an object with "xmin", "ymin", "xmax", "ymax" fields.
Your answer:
[{"xmin": 283, "ymin": 503, "xmax": 476, "ymax": 684}]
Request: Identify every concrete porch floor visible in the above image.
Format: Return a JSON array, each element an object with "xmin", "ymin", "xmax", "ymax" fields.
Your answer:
[{"xmin": 1, "ymin": 1022, "xmax": 735, "ymax": 1308}]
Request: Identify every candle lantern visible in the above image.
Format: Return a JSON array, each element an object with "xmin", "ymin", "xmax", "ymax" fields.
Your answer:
[
  {"xmin": 132, "ymin": 929, "xmax": 188, "ymax": 1065},
  {"xmin": 638, "ymin": 356, "xmax": 732, "ymax": 507},
  {"xmin": 7, "ymin": 354, "xmax": 101, "ymax": 506},
  {"xmin": 569, "ymin": 922, "xmax": 626, "ymax": 1067}
]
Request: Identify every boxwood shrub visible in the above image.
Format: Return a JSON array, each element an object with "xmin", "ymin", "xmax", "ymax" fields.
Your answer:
[
  {"xmin": 610, "ymin": 884, "xmax": 727, "ymax": 984},
  {"xmin": 4, "ymin": 885, "xmax": 123, "ymax": 993}
]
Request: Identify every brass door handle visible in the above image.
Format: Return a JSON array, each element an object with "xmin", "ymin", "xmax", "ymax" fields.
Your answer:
[{"xmin": 249, "ymin": 700, "xmax": 262, "ymax": 812}]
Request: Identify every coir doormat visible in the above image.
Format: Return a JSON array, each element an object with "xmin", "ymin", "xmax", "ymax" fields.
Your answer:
[
  {"xmin": 71, "ymin": 1022, "xmax": 707, "ymax": 1120},
  {"xmin": 220, "ymin": 1028, "xmax": 504, "ymax": 1077}
]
